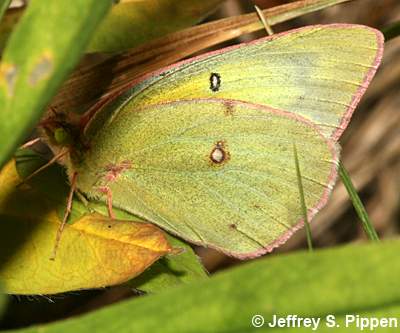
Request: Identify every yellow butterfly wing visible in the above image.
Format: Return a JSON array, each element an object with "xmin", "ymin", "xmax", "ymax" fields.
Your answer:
[
  {"xmin": 73, "ymin": 24, "xmax": 383, "ymax": 257},
  {"xmin": 115, "ymin": 24, "xmax": 383, "ymax": 140},
  {"xmin": 76, "ymin": 99, "xmax": 339, "ymax": 257}
]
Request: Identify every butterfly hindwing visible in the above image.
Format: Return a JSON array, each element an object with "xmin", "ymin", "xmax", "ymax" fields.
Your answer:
[{"xmin": 77, "ymin": 99, "xmax": 339, "ymax": 257}]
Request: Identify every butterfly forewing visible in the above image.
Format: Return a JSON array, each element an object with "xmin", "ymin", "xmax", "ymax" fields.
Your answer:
[{"xmin": 115, "ymin": 24, "xmax": 383, "ymax": 141}]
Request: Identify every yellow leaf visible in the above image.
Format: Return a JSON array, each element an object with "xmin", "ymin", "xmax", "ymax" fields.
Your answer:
[{"xmin": 0, "ymin": 160, "xmax": 172, "ymax": 295}]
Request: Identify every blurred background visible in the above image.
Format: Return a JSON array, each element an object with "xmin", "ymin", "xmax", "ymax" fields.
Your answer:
[{"xmin": 1, "ymin": 0, "xmax": 399, "ymax": 330}]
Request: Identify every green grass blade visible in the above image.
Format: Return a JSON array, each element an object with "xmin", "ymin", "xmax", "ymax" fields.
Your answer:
[
  {"xmin": 382, "ymin": 21, "xmax": 400, "ymax": 41},
  {"xmin": 0, "ymin": 0, "xmax": 11, "ymax": 23},
  {"xmin": 0, "ymin": 0, "xmax": 112, "ymax": 169},
  {"xmin": 4, "ymin": 241, "xmax": 400, "ymax": 332},
  {"xmin": 339, "ymin": 162, "xmax": 379, "ymax": 241},
  {"xmin": 293, "ymin": 143, "xmax": 313, "ymax": 251}
]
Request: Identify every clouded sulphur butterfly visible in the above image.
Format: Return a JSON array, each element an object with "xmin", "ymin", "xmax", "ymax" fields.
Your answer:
[{"xmin": 41, "ymin": 24, "xmax": 383, "ymax": 258}]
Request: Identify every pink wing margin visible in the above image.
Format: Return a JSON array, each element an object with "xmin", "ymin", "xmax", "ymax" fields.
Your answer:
[{"xmin": 330, "ymin": 25, "xmax": 384, "ymax": 142}]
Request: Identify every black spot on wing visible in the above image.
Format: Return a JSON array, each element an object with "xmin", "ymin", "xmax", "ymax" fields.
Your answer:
[
  {"xmin": 209, "ymin": 140, "xmax": 230, "ymax": 165},
  {"xmin": 209, "ymin": 72, "xmax": 221, "ymax": 92}
]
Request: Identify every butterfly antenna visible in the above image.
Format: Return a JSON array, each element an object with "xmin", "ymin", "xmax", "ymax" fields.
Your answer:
[
  {"xmin": 17, "ymin": 149, "xmax": 69, "ymax": 187},
  {"xmin": 255, "ymin": 5, "xmax": 274, "ymax": 36},
  {"xmin": 20, "ymin": 137, "xmax": 41, "ymax": 149},
  {"xmin": 50, "ymin": 171, "xmax": 78, "ymax": 260}
]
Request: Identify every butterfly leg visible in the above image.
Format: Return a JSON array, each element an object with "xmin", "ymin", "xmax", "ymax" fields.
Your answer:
[
  {"xmin": 106, "ymin": 187, "xmax": 115, "ymax": 220},
  {"xmin": 50, "ymin": 171, "xmax": 78, "ymax": 260},
  {"xmin": 75, "ymin": 190, "xmax": 89, "ymax": 206},
  {"xmin": 98, "ymin": 186, "xmax": 115, "ymax": 220}
]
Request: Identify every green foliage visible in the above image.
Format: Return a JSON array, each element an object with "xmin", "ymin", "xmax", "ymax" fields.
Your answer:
[
  {"xmin": 129, "ymin": 236, "xmax": 208, "ymax": 293},
  {"xmin": 4, "ymin": 241, "xmax": 400, "ymax": 332},
  {"xmin": 0, "ymin": 0, "xmax": 111, "ymax": 169},
  {"xmin": 0, "ymin": 0, "xmax": 11, "ymax": 22}
]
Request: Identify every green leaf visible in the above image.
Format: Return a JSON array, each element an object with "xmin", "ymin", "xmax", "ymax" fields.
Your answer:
[
  {"xmin": 0, "ymin": 0, "xmax": 11, "ymax": 23},
  {"xmin": 5, "ymin": 240, "xmax": 400, "ymax": 332},
  {"xmin": 88, "ymin": 0, "xmax": 226, "ymax": 52},
  {"xmin": 128, "ymin": 236, "xmax": 207, "ymax": 293},
  {"xmin": 0, "ymin": 8, "xmax": 23, "ymax": 54},
  {"xmin": 382, "ymin": 21, "xmax": 400, "ymax": 41},
  {"xmin": 0, "ymin": 0, "xmax": 112, "ymax": 169}
]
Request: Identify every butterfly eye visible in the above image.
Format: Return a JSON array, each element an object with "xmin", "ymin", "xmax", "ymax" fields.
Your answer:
[{"xmin": 54, "ymin": 127, "xmax": 71, "ymax": 144}]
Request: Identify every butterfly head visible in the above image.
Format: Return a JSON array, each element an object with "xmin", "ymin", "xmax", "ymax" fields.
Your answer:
[
  {"xmin": 41, "ymin": 117, "xmax": 76, "ymax": 148},
  {"xmin": 38, "ymin": 109, "xmax": 86, "ymax": 161}
]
